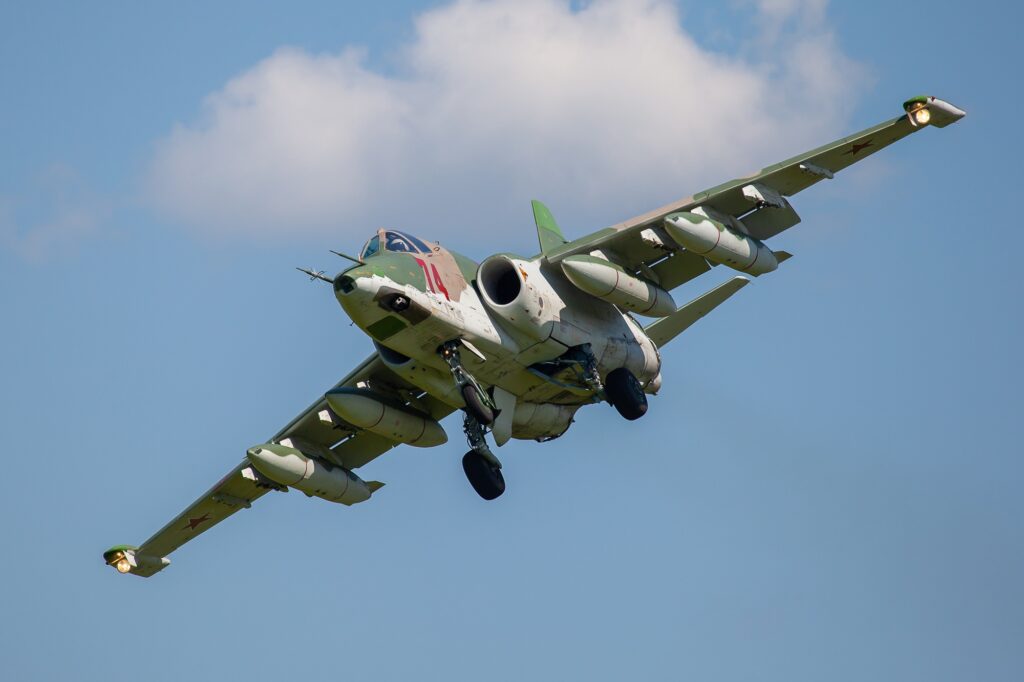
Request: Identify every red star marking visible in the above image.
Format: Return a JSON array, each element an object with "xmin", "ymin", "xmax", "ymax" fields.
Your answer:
[
  {"xmin": 183, "ymin": 513, "xmax": 211, "ymax": 531},
  {"xmin": 844, "ymin": 140, "xmax": 874, "ymax": 156}
]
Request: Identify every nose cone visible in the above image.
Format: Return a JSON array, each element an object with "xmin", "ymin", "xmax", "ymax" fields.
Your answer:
[
  {"xmin": 333, "ymin": 265, "xmax": 372, "ymax": 297},
  {"xmin": 334, "ymin": 265, "xmax": 379, "ymax": 317}
]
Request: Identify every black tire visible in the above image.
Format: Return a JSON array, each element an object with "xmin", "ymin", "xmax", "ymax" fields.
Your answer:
[
  {"xmin": 461, "ymin": 384, "xmax": 495, "ymax": 425},
  {"xmin": 462, "ymin": 451, "xmax": 506, "ymax": 500},
  {"xmin": 605, "ymin": 367, "xmax": 648, "ymax": 421}
]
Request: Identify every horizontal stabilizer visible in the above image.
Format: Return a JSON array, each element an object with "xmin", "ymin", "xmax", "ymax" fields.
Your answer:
[{"xmin": 644, "ymin": 276, "xmax": 750, "ymax": 348}]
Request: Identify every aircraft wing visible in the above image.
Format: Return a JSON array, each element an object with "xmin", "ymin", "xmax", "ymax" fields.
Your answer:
[
  {"xmin": 104, "ymin": 352, "xmax": 455, "ymax": 577},
  {"xmin": 543, "ymin": 95, "xmax": 965, "ymax": 289}
]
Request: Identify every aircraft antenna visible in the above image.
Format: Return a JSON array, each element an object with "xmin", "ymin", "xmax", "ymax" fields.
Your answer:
[
  {"xmin": 330, "ymin": 250, "xmax": 364, "ymax": 265},
  {"xmin": 296, "ymin": 267, "xmax": 333, "ymax": 284}
]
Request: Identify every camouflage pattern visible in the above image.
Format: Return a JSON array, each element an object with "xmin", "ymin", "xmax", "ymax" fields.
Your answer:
[{"xmin": 105, "ymin": 95, "xmax": 965, "ymax": 577}]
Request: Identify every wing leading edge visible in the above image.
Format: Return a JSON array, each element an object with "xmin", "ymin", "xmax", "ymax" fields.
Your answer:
[{"xmin": 543, "ymin": 96, "xmax": 965, "ymax": 288}]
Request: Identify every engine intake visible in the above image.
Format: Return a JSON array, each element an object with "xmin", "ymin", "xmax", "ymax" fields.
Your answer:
[
  {"xmin": 478, "ymin": 256, "xmax": 522, "ymax": 305},
  {"xmin": 476, "ymin": 255, "xmax": 557, "ymax": 341}
]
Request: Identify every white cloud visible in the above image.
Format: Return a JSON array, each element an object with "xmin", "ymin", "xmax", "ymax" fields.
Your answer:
[
  {"xmin": 145, "ymin": 0, "xmax": 866, "ymax": 245},
  {"xmin": 1, "ymin": 164, "xmax": 109, "ymax": 262}
]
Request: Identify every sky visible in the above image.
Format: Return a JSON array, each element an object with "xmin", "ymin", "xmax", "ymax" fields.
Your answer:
[{"xmin": 1, "ymin": 1, "xmax": 1020, "ymax": 680}]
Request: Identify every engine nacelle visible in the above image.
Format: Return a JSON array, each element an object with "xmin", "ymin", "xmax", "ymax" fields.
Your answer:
[
  {"xmin": 476, "ymin": 255, "xmax": 564, "ymax": 341},
  {"xmin": 665, "ymin": 212, "xmax": 778, "ymax": 275},
  {"xmin": 246, "ymin": 443, "xmax": 379, "ymax": 505}
]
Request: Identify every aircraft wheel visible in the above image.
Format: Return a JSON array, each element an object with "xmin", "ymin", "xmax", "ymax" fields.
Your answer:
[
  {"xmin": 605, "ymin": 367, "xmax": 648, "ymax": 421},
  {"xmin": 462, "ymin": 451, "xmax": 505, "ymax": 500},
  {"xmin": 461, "ymin": 384, "xmax": 495, "ymax": 426}
]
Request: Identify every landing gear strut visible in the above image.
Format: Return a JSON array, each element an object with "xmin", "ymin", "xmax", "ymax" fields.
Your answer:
[
  {"xmin": 572, "ymin": 345, "xmax": 646, "ymax": 420},
  {"xmin": 440, "ymin": 341, "xmax": 495, "ymax": 425},
  {"xmin": 440, "ymin": 341, "xmax": 505, "ymax": 500},
  {"xmin": 460, "ymin": 413, "xmax": 505, "ymax": 500}
]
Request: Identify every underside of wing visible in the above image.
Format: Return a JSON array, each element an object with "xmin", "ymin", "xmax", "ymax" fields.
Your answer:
[
  {"xmin": 272, "ymin": 352, "xmax": 455, "ymax": 470},
  {"xmin": 103, "ymin": 461, "xmax": 272, "ymax": 577},
  {"xmin": 105, "ymin": 350, "xmax": 456, "ymax": 577},
  {"xmin": 543, "ymin": 96, "xmax": 965, "ymax": 290}
]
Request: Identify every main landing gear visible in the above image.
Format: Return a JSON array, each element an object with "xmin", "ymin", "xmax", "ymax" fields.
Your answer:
[
  {"xmin": 604, "ymin": 367, "xmax": 648, "ymax": 421},
  {"xmin": 574, "ymin": 343, "xmax": 647, "ymax": 421},
  {"xmin": 440, "ymin": 341, "xmax": 505, "ymax": 500}
]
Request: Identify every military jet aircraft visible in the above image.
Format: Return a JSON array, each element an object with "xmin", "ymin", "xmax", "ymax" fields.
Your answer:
[{"xmin": 105, "ymin": 96, "xmax": 964, "ymax": 577}]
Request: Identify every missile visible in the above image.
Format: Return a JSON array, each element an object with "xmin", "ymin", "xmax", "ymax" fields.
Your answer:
[
  {"xmin": 664, "ymin": 212, "xmax": 778, "ymax": 276},
  {"xmin": 325, "ymin": 388, "xmax": 448, "ymax": 447},
  {"xmin": 246, "ymin": 442, "xmax": 380, "ymax": 505},
  {"xmin": 560, "ymin": 255, "xmax": 676, "ymax": 317}
]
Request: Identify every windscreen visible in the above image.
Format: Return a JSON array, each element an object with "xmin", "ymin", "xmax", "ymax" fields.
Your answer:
[{"xmin": 384, "ymin": 231, "xmax": 431, "ymax": 254}]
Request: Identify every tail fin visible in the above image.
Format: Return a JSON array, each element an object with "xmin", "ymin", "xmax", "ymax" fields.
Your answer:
[{"xmin": 533, "ymin": 200, "xmax": 568, "ymax": 254}]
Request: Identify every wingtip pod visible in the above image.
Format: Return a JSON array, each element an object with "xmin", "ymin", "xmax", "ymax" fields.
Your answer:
[
  {"xmin": 103, "ymin": 545, "xmax": 170, "ymax": 577},
  {"xmin": 902, "ymin": 96, "xmax": 966, "ymax": 128}
]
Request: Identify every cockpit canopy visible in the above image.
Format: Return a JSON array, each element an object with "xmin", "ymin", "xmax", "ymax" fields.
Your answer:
[{"xmin": 360, "ymin": 230, "xmax": 432, "ymax": 260}]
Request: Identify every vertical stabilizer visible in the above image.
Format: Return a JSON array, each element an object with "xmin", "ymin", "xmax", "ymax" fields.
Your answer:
[{"xmin": 533, "ymin": 200, "xmax": 568, "ymax": 254}]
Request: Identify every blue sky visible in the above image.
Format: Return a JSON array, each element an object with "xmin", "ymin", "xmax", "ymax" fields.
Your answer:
[{"xmin": 1, "ymin": 1, "xmax": 1020, "ymax": 680}]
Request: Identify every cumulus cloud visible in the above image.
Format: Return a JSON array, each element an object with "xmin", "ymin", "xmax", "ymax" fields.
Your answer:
[{"xmin": 146, "ymin": 0, "xmax": 865, "ymax": 245}]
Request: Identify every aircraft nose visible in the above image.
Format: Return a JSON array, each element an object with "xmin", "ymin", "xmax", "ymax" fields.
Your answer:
[
  {"xmin": 333, "ymin": 273, "xmax": 356, "ymax": 295},
  {"xmin": 333, "ymin": 265, "xmax": 382, "ymax": 325},
  {"xmin": 333, "ymin": 265, "xmax": 372, "ymax": 297}
]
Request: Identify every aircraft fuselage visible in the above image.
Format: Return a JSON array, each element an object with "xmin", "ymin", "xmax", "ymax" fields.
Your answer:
[{"xmin": 333, "ymin": 238, "xmax": 661, "ymax": 442}]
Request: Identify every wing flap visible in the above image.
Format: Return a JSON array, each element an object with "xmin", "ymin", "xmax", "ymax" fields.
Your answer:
[{"xmin": 649, "ymin": 250, "xmax": 712, "ymax": 290}]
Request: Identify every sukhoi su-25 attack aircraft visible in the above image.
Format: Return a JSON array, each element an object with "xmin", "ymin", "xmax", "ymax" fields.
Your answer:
[{"xmin": 105, "ymin": 96, "xmax": 964, "ymax": 577}]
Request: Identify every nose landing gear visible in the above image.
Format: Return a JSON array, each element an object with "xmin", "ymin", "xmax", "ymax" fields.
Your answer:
[
  {"xmin": 462, "ymin": 412, "xmax": 505, "ymax": 500},
  {"xmin": 440, "ymin": 341, "xmax": 496, "ymax": 425},
  {"xmin": 440, "ymin": 341, "xmax": 505, "ymax": 500}
]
